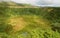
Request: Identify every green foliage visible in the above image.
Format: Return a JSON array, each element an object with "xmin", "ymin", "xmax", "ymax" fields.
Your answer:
[{"xmin": 0, "ymin": 4, "xmax": 60, "ymax": 38}]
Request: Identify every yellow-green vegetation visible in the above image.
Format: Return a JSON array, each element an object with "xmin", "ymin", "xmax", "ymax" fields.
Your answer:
[{"xmin": 0, "ymin": 3, "xmax": 60, "ymax": 38}]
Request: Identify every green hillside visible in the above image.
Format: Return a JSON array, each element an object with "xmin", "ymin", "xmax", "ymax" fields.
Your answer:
[
  {"xmin": 0, "ymin": 2, "xmax": 60, "ymax": 38},
  {"xmin": 0, "ymin": 2, "xmax": 38, "ymax": 8}
]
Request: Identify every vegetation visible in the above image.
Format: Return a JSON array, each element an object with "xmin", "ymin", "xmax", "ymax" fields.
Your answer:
[{"xmin": 0, "ymin": 2, "xmax": 60, "ymax": 38}]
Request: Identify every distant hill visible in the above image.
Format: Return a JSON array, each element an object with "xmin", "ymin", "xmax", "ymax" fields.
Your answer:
[{"xmin": 0, "ymin": 1, "xmax": 39, "ymax": 8}]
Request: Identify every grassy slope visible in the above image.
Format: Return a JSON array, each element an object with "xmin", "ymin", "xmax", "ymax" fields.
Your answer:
[
  {"xmin": 0, "ymin": 8, "xmax": 60, "ymax": 38},
  {"xmin": 0, "ymin": 2, "xmax": 60, "ymax": 38}
]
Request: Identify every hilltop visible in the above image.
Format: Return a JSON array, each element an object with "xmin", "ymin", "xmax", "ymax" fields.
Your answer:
[{"xmin": 0, "ymin": 1, "xmax": 39, "ymax": 8}]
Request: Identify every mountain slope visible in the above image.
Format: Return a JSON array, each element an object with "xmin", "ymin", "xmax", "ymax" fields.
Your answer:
[
  {"xmin": 0, "ymin": 1, "xmax": 39, "ymax": 8},
  {"xmin": 0, "ymin": 2, "xmax": 60, "ymax": 38}
]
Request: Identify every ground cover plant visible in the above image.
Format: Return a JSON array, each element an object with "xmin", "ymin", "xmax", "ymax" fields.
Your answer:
[{"xmin": 0, "ymin": 3, "xmax": 60, "ymax": 38}]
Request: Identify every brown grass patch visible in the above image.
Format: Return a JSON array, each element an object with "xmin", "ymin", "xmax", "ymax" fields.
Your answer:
[{"xmin": 7, "ymin": 16, "xmax": 27, "ymax": 32}]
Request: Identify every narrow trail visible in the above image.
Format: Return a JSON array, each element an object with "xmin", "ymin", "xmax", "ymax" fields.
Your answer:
[{"xmin": 0, "ymin": 6, "xmax": 39, "ymax": 8}]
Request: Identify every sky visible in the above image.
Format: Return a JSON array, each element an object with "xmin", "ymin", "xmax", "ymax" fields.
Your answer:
[{"xmin": 1, "ymin": 0, "xmax": 60, "ymax": 7}]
